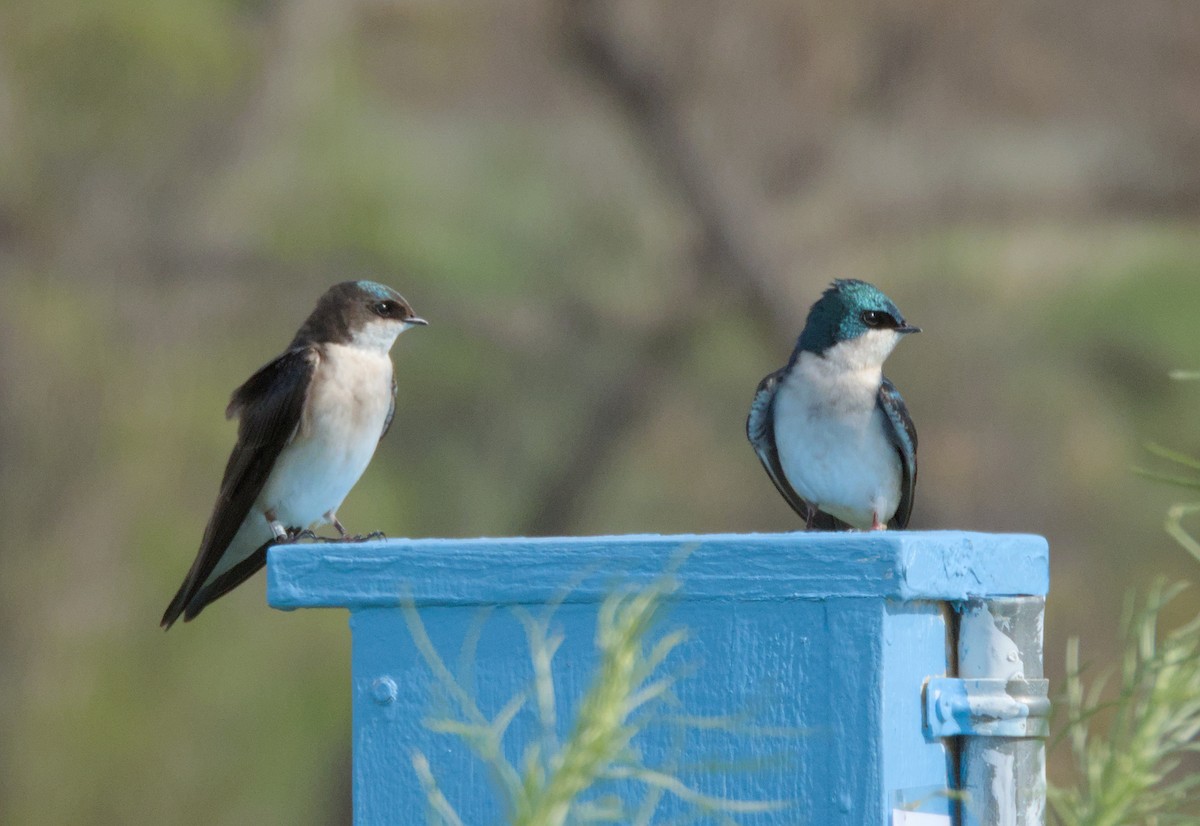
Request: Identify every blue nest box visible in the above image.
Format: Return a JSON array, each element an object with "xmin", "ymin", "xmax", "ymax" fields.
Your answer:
[{"xmin": 268, "ymin": 530, "xmax": 1049, "ymax": 826}]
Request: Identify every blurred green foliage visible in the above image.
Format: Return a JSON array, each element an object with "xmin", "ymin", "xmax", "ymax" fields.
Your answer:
[
  {"xmin": 405, "ymin": 575, "xmax": 784, "ymax": 824},
  {"xmin": 1049, "ymin": 581, "xmax": 1200, "ymax": 825},
  {"xmin": 2, "ymin": 0, "xmax": 1199, "ymax": 823}
]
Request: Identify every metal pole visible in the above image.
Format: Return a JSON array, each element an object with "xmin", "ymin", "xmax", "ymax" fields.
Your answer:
[{"xmin": 956, "ymin": 597, "xmax": 1048, "ymax": 826}]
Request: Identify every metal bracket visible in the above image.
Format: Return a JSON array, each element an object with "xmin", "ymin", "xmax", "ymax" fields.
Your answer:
[{"xmin": 924, "ymin": 677, "xmax": 1050, "ymax": 738}]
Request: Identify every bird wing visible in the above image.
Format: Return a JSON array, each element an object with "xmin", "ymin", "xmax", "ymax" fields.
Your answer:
[
  {"xmin": 380, "ymin": 374, "xmax": 397, "ymax": 441},
  {"xmin": 877, "ymin": 376, "xmax": 918, "ymax": 529},
  {"xmin": 160, "ymin": 346, "xmax": 318, "ymax": 628},
  {"xmin": 747, "ymin": 368, "xmax": 846, "ymax": 530}
]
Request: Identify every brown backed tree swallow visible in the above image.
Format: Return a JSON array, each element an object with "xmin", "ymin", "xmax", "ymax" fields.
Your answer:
[{"xmin": 161, "ymin": 281, "xmax": 426, "ymax": 628}]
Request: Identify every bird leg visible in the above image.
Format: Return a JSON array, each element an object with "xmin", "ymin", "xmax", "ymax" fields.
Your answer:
[
  {"xmin": 871, "ymin": 511, "xmax": 887, "ymax": 531},
  {"xmin": 264, "ymin": 511, "xmax": 349, "ymax": 544},
  {"xmin": 326, "ymin": 512, "xmax": 348, "ymax": 538},
  {"xmin": 264, "ymin": 510, "xmax": 288, "ymax": 541},
  {"xmin": 279, "ymin": 512, "xmax": 346, "ymax": 543},
  {"xmin": 279, "ymin": 526, "xmax": 322, "ymax": 544},
  {"xmin": 309, "ymin": 511, "xmax": 386, "ymax": 542},
  {"xmin": 264, "ymin": 510, "xmax": 336, "ymax": 544}
]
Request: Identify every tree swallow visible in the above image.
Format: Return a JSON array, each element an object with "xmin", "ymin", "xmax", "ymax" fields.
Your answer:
[
  {"xmin": 747, "ymin": 279, "xmax": 919, "ymax": 531},
  {"xmin": 161, "ymin": 280, "xmax": 427, "ymax": 628}
]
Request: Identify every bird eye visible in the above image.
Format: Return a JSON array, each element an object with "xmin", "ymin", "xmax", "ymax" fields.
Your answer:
[
  {"xmin": 861, "ymin": 310, "xmax": 895, "ymax": 328},
  {"xmin": 373, "ymin": 301, "xmax": 396, "ymax": 317}
]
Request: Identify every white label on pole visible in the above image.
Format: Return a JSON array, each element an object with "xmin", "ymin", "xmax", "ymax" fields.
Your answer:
[{"xmin": 892, "ymin": 812, "xmax": 952, "ymax": 826}]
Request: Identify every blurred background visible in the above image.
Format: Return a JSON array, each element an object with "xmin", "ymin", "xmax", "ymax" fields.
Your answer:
[{"xmin": 2, "ymin": 0, "xmax": 1199, "ymax": 822}]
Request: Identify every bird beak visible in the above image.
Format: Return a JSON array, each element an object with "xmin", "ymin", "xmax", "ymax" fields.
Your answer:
[
  {"xmin": 406, "ymin": 317, "xmax": 429, "ymax": 327},
  {"xmin": 896, "ymin": 324, "xmax": 921, "ymax": 334}
]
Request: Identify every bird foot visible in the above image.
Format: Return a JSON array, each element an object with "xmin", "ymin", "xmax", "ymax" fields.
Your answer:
[
  {"xmin": 870, "ymin": 512, "xmax": 887, "ymax": 531},
  {"xmin": 275, "ymin": 528, "xmax": 317, "ymax": 543},
  {"xmin": 290, "ymin": 528, "xmax": 350, "ymax": 543},
  {"xmin": 278, "ymin": 527, "xmax": 387, "ymax": 543}
]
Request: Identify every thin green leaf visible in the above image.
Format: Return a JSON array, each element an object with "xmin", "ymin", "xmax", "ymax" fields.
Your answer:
[
  {"xmin": 1165, "ymin": 503, "xmax": 1200, "ymax": 564},
  {"xmin": 412, "ymin": 751, "xmax": 466, "ymax": 826},
  {"xmin": 1145, "ymin": 443, "xmax": 1200, "ymax": 472},
  {"xmin": 1132, "ymin": 467, "xmax": 1200, "ymax": 490},
  {"xmin": 605, "ymin": 765, "xmax": 788, "ymax": 813}
]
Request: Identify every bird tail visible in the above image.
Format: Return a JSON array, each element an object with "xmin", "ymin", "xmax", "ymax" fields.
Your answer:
[
  {"xmin": 160, "ymin": 579, "xmax": 193, "ymax": 630},
  {"xmin": 161, "ymin": 539, "xmax": 274, "ymax": 630},
  {"xmin": 182, "ymin": 543, "xmax": 271, "ymax": 624}
]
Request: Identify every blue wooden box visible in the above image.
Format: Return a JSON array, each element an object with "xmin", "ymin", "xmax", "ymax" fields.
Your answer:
[{"xmin": 267, "ymin": 530, "xmax": 1049, "ymax": 825}]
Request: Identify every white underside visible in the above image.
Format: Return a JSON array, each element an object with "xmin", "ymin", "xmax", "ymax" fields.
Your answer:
[
  {"xmin": 773, "ymin": 334, "xmax": 902, "ymax": 529},
  {"xmin": 207, "ymin": 340, "xmax": 398, "ymax": 582}
]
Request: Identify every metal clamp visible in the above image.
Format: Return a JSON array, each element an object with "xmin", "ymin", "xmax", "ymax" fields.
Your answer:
[{"xmin": 925, "ymin": 677, "xmax": 1050, "ymax": 738}]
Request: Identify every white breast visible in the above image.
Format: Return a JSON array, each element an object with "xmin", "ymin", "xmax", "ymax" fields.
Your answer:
[
  {"xmin": 259, "ymin": 343, "xmax": 395, "ymax": 529},
  {"xmin": 773, "ymin": 346, "xmax": 901, "ymax": 529}
]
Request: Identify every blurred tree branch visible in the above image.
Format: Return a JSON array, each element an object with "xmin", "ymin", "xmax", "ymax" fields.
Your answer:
[
  {"xmin": 145, "ymin": 0, "xmax": 356, "ymax": 280},
  {"xmin": 563, "ymin": 0, "xmax": 796, "ymax": 341},
  {"xmin": 520, "ymin": 1, "xmax": 822, "ymax": 534},
  {"xmin": 519, "ymin": 310, "xmax": 699, "ymax": 534}
]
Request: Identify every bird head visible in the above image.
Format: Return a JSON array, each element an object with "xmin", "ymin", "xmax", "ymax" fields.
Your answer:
[
  {"xmin": 294, "ymin": 280, "xmax": 428, "ymax": 352},
  {"xmin": 794, "ymin": 279, "xmax": 918, "ymax": 367}
]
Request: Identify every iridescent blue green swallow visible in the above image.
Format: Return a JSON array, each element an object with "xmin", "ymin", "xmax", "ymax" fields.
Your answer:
[
  {"xmin": 161, "ymin": 281, "xmax": 427, "ymax": 628},
  {"xmin": 748, "ymin": 279, "xmax": 918, "ymax": 531}
]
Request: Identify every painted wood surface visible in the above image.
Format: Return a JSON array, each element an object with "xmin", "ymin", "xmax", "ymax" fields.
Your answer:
[{"xmin": 267, "ymin": 531, "xmax": 1048, "ymax": 825}]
